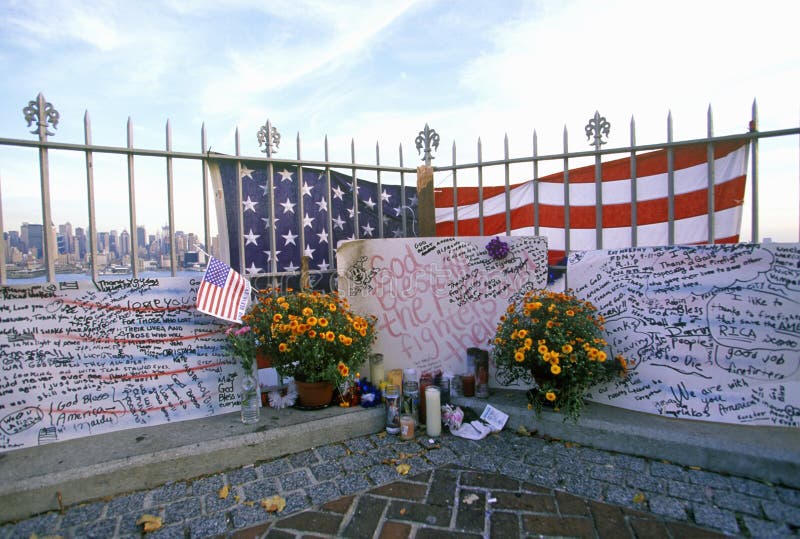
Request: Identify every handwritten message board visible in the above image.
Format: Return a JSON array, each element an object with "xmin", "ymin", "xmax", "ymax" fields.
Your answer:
[
  {"xmin": 0, "ymin": 277, "xmax": 239, "ymax": 452},
  {"xmin": 337, "ymin": 237, "xmax": 548, "ymax": 377},
  {"xmin": 569, "ymin": 243, "xmax": 800, "ymax": 427}
]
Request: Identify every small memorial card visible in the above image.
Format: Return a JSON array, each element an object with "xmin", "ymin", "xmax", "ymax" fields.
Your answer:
[{"xmin": 480, "ymin": 404, "xmax": 509, "ymax": 432}]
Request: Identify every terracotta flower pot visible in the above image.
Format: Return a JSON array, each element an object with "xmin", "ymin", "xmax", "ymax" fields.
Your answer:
[{"xmin": 295, "ymin": 380, "xmax": 334, "ymax": 408}]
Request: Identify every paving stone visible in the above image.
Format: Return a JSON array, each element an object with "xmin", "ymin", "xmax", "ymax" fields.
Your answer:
[
  {"xmin": 713, "ymin": 489, "xmax": 763, "ymax": 516},
  {"xmin": 282, "ymin": 490, "xmax": 311, "ymax": 514},
  {"xmin": 667, "ymin": 479, "xmax": 713, "ymax": 503},
  {"xmin": 338, "ymin": 472, "xmax": 372, "ymax": 495},
  {"xmin": 315, "ymin": 442, "xmax": 348, "ymax": 460},
  {"xmin": 341, "ymin": 453, "xmax": 376, "ymax": 472},
  {"xmin": 288, "ymin": 448, "xmax": 319, "ymax": 468},
  {"xmin": 148, "ymin": 481, "xmax": 190, "ymax": 505},
  {"xmin": 230, "ymin": 503, "xmax": 275, "ymax": 530},
  {"xmin": 649, "ymin": 460, "xmax": 687, "ymax": 480},
  {"xmin": 162, "ymin": 497, "xmax": 201, "ymax": 524},
  {"xmin": 623, "ymin": 469, "xmax": 667, "ymax": 493},
  {"xmin": 729, "ymin": 477, "xmax": 778, "ymax": 500},
  {"xmin": 761, "ymin": 499, "xmax": 800, "ymax": 527},
  {"xmin": 423, "ymin": 468, "xmax": 457, "ymax": 508},
  {"xmin": 119, "ymin": 510, "xmax": 162, "ymax": 536},
  {"xmin": 279, "ymin": 468, "xmax": 312, "ymax": 491},
  {"xmin": 425, "ymin": 447, "xmax": 457, "ymax": 466},
  {"xmin": 372, "ymin": 480, "xmax": 428, "ymax": 502},
  {"xmin": 105, "ymin": 490, "xmax": 147, "ymax": 516},
  {"xmin": 386, "ymin": 499, "xmax": 453, "ymax": 527},
  {"xmin": 227, "ymin": 465, "xmax": 259, "ymax": 486},
  {"xmin": 628, "ymin": 516, "xmax": 671, "ymax": 538},
  {"xmin": 666, "ymin": 520, "xmax": 729, "ymax": 538},
  {"xmin": 455, "ymin": 489, "xmax": 486, "ymax": 532},
  {"xmin": 574, "ymin": 446, "xmax": 614, "ymax": 465},
  {"xmin": 776, "ymin": 486, "xmax": 800, "ymax": 507},
  {"xmin": 561, "ymin": 472, "xmax": 604, "ymax": 500},
  {"xmin": 368, "ymin": 463, "xmax": 407, "ymax": 486},
  {"xmin": 60, "ymin": 500, "xmax": 105, "ymax": 528},
  {"xmin": 322, "ymin": 494, "xmax": 355, "ymax": 514},
  {"xmin": 144, "ymin": 522, "xmax": 187, "ymax": 539},
  {"xmin": 65, "ymin": 517, "xmax": 118, "ymax": 539},
  {"xmin": 741, "ymin": 515, "xmax": 794, "ymax": 538},
  {"xmin": 685, "ymin": 468, "xmax": 733, "ymax": 489},
  {"xmin": 589, "ymin": 463, "xmax": 626, "ymax": 484},
  {"xmin": 186, "ymin": 512, "xmax": 229, "ymax": 538},
  {"xmin": 554, "ymin": 490, "xmax": 590, "ymax": 516},
  {"xmin": 489, "ymin": 511, "xmax": 520, "ymax": 539},
  {"xmin": 493, "ymin": 491, "xmax": 556, "ymax": 513},
  {"xmin": 522, "ymin": 513, "xmax": 595, "ymax": 537},
  {"xmin": 647, "ymin": 494, "xmax": 687, "ymax": 521},
  {"xmin": 346, "ymin": 435, "xmax": 377, "ymax": 454},
  {"xmin": 190, "ymin": 473, "xmax": 226, "ymax": 497},
  {"xmin": 342, "ymin": 494, "xmax": 388, "ymax": 538},
  {"xmin": 499, "ymin": 459, "xmax": 532, "ymax": 482},
  {"xmin": 204, "ymin": 490, "xmax": 239, "ymax": 514},
  {"xmin": 588, "ymin": 500, "xmax": 629, "ymax": 538},
  {"xmin": 460, "ymin": 470, "xmax": 512, "ymax": 491},
  {"xmin": 310, "ymin": 460, "xmax": 343, "ymax": 481},
  {"xmin": 378, "ymin": 520, "xmax": 413, "ymax": 539},
  {"xmin": 415, "ymin": 529, "xmax": 483, "ymax": 539},
  {"xmin": 257, "ymin": 457, "xmax": 293, "ymax": 478},
  {"xmin": 273, "ymin": 509, "xmax": 344, "ymax": 535},
  {"xmin": 604, "ymin": 484, "xmax": 645, "ymax": 508},
  {"xmin": 308, "ymin": 480, "xmax": 342, "ymax": 506},
  {"xmin": 241, "ymin": 477, "xmax": 280, "ymax": 502},
  {"xmin": 6, "ymin": 512, "xmax": 61, "ymax": 537},
  {"xmin": 370, "ymin": 432, "xmax": 398, "ymax": 446}
]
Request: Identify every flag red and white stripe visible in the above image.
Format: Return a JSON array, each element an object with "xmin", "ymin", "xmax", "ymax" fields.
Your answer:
[
  {"xmin": 435, "ymin": 139, "xmax": 749, "ymax": 265},
  {"xmin": 196, "ymin": 256, "xmax": 251, "ymax": 323}
]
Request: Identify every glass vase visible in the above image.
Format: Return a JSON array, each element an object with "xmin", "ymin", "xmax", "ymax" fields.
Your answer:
[{"xmin": 240, "ymin": 363, "xmax": 260, "ymax": 424}]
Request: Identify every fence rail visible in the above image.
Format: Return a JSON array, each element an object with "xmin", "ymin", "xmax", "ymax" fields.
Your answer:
[{"xmin": 1, "ymin": 94, "xmax": 798, "ymax": 288}]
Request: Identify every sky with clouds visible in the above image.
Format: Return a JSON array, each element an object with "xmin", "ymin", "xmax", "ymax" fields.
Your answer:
[{"xmin": 0, "ymin": 0, "xmax": 798, "ymax": 242}]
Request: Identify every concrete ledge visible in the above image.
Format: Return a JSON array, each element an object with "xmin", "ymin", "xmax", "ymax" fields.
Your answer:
[
  {"xmin": 0, "ymin": 405, "xmax": 384, "ymax": 523},
  {"xmin": 453, "ymin": 390, "xmax": 800, "ymax": 489}
]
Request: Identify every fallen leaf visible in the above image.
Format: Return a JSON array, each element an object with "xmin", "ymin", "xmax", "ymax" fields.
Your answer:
[
  {"xmin": 463, "ymin": 493, "xmax": 479, "ymax": 505},
  {"xmin": 399, "ymin": 507, "xmax": 407, "ymax": 515},
  {"xmin": 689, "ymin": 466, "xmax": 701, "ymax": 471},
  {"xmin": 218, "ymin": 485, "xmax": 229, "ymax": 499},
  {"xmin": 382, "ymin": 458, "xmax": 399, "ymax": 466},
  {"xmin": 261, "ymin": 495, "xmax": 287, "ymax": 513},
  {"xmin": 632, "ymin": 492, "xmax": 646, "ymax": 504},
  {"xmin": 233, "ymin": 495, "xmax": 241, "ymax": 502},
  {"xmin": 396, "ymin": 463, "xmax": 411, "ymax": 475},
  {"xmin": 516, "ymin": 425, "xmax": 530, "ymax": 436},
  {"xmin": 377, "ymin": 431, "xmax": 387, "ymax": 438},
  {"xmin": 136, "ymin": 514, "xmax": 163, "ymax": 533}
]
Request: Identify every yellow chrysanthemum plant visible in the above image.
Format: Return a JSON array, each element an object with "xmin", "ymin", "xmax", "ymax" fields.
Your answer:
[
  {"xmin": 491, "ymin": 289, "xmax": 630, "ymax": 422},
  {"xmin": 243, "ymin": 287, "xmax": 377, "ymax": 385}
]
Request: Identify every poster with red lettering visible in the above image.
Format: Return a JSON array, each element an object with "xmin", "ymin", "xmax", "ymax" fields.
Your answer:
[{"xmin": 337, "ymin": 237, "xmax": 548, "ymax": 381}]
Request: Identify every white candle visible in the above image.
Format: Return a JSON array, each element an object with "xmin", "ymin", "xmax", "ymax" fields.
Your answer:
[{"xmin": 425, "ymin": 386, "xmax": 441, "ymax": 437}]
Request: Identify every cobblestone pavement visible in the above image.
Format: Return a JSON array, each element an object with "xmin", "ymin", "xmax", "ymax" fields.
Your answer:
[{"xmin": 3, "ymin": 429, "xmax": 799, "ymax": 538}]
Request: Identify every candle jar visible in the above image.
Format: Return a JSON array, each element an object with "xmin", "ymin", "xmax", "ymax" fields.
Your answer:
[
  {"xmin": 369, "ymin": 353, "xmax": 384, "ymax": 386},
  {"xmin": 470, "ymin": 347, "xmax": 490, "ymax": 398},
  {"xmin": 385, "ymin": 385, "xmax": 400, "ymax": 435},
  {"xmin": 418, "ymin": 373, "xmax": 433, "ymax": 425},
  {"xmin": 462, "ymin": 374, "xmax": 475, "ymax": 397},
  {"xmin": 425, "ymin": 386, "xmax": 442, "ymax": 437},
  {"xmin": 400, "ymin": 414, "xmax": 415, "ymax": 440}
]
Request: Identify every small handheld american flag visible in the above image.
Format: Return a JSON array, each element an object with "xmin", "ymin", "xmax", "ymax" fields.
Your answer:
[{"xmin": 196, "ymin": 256, "xmax": 251, "ymax": 323}]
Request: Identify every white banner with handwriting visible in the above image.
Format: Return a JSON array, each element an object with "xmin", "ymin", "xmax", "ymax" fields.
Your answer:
[
  {"xmin": 0, "ymin": 277, "xmax": 240, "ymax": 452},
  {"xmin": 337, "ymin": 237, "xmax": 548, "ymax": 377},
  {"xmin": 570, "ymin": 243, "xmax": 800, "ymax": 427}
]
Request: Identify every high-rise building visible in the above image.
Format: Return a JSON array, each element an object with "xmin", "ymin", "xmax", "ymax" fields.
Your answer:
[
  {"xmin": 137, "ymin": 226, "xmax": 147, "ymax": 251},
  {"xmin": 97, "ymin": 232, "xmax": 108, "ymax": 253},
  {"xmin": 75, "ymin": 227, "xmax": 87, "ymax": 260},
  {"xmin": 59, "ymin": 222, "xmax": 74, "ymax": 254},
  {"xmin": 109, "ymin": 230, "xmax": 118, "ymax": 258},
  {"xmin": 119, "ymin": 230, "xmax": 130, "ymax": 257},
  {"xmin": 20, "ymin": 223, "xmax": 43, "ymax": 258}
]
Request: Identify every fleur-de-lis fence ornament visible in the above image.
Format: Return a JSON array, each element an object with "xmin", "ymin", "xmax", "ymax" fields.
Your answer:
[
  {"xmin": 23, "ymin": 93, "xmax": 60, "ymax": 139},
  {"xmin": 257, "ymin": 120, "xmax": 281, "ymax": 155},
  {"xmin": 585, "ymin": 111, "xmax": 610, "ymax": 150},
  {"xmin": 415, "ymin": 123, "xmax": 440, "ymax": 166}
]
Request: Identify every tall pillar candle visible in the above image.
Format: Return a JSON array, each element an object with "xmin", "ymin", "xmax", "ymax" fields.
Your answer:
[{"xmin": 425, "ymin": 386, "xmax": 441, "ymax": 437}]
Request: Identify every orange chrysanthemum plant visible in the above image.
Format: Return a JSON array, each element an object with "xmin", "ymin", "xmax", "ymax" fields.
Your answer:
[
  {"xmin": 491, "ymin": 289, "xmax": 629, "ymax": 422},
  {"xmin": 243, "ymin": 287, "xmax": 377, "ymax": 386}
]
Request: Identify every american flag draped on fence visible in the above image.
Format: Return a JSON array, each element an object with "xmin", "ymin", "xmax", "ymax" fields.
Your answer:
[
  {"xmin": 212, "ymin": 160, "xmax": 419, "ymax": 282},
  {"xmin": 435, "ymin": 139, "xmax": 749, "ymax": 266}
]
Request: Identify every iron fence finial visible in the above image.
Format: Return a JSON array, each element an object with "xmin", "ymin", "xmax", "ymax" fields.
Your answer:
[
  {"xmin": 257, "ymin": 119, "xmax": 281, "ymax": 156},
  {"xmin": 585, "ymin": 110, "xmax": 610, "ymax": 149},
  {"xmin": 415, "ymin": 123, "xmax": 439, "ymax": 166},
  {"xmin": 23, "ymin": 93, "xmax": 59, "ymax": 139}
]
